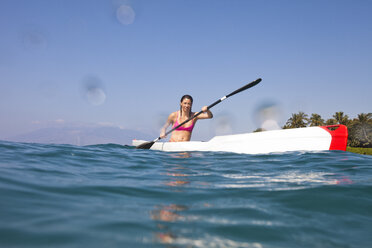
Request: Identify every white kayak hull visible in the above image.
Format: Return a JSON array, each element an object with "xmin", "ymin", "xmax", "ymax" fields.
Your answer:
[{"xmin": 133, "ymin": 125, "xmax": 348, "ymax": 154}]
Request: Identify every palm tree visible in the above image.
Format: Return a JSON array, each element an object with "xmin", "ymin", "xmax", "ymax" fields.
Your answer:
[
  {"xmin": 309, "ymin": 113, "xmax": 325, "ymax": 126},
  {"xmin": 283, "ymin": 112, "xmax": 308, "ymax": 129},
  {"xmin": 348, "ymin": 113, "xmax": 372, "ymax": 147},
  {"xmin": 333, "ymin": 112, "xmax": 350, "ymax": 125},
  {"xmin": 355, "ymin": 113, "xmax": 372, "ymax": 124},
  {"xmin": 325, "ymin": 118, "xmax": 337, "ymax": 125}
]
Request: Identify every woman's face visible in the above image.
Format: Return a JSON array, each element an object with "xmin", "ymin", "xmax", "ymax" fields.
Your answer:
[{"xmin": 180, "ymin": 98, "xmax": 192, "ymax": 113}]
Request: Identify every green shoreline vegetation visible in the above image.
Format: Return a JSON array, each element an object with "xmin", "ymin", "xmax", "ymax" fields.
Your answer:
[
  {"xmin": 256, "ymin": 112, "xmax": 372, "ymax": 155},
  {"xmin": 346, "ymin": 147, "xmax": 372, "ymax": 156}
]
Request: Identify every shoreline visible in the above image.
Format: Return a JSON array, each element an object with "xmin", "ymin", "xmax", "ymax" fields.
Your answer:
[{"xmin": 347, "ymin": 147, "xmax": 372, "ymax": 156}]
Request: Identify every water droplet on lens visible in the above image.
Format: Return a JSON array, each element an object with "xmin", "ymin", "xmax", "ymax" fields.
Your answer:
[
  {"xmin": 81, "ymin": 76, "xmax": 106, "ymax": 106},
  {"xmin": 116, "ymin": 5, "xmax": 135, "ymax": 25}
]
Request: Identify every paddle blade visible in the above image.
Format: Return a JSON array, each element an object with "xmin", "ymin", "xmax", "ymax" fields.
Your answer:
[
  {"xmin": 136, "ymin": 141, "xmax": 155, "ymax": 149},
  {"xmin": 226, "ymin": 78, "xmax": 261, "ymax": 98}
]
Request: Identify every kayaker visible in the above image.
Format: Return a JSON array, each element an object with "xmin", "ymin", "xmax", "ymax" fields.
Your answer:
[{"xmin": 160, "ymin": 95, "xmax": 213, "ymax": 142}]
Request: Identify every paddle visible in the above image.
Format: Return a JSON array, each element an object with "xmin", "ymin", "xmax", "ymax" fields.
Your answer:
[{"xmin": 136, "ymin": 78, "xmax": 262, "ymax": 149}]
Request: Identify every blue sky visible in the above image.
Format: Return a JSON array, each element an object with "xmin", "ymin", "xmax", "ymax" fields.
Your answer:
[{"xmin": 1, "ymin": 0, "xmax": 371, "ymax": 141}]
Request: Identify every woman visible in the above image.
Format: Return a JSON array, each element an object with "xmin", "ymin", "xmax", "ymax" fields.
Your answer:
[{"xmin": 160, "ymin": 95, "xmax": 213, "ymax": 142}]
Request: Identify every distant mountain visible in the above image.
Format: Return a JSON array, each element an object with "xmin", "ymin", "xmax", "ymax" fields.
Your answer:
[{"xmin": 6, "ymin": 126, "xmax": 154, "ymax": 146}]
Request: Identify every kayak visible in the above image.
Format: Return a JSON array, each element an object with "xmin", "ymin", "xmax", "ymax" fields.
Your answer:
[{"xmin": 132, "ymin": 125, "xmax": 348, "ymax": 154}]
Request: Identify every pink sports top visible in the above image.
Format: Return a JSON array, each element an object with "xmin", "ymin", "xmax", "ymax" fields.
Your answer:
[{"xmin": 173, "ymin": 111, "xmax": 195, "ymax": 132}]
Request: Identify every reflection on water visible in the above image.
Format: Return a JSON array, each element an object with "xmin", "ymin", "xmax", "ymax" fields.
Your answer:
[
  {"xmin": 148, "ymin": 151, "xmax": 357, "ymax": 247},
  {"xmin": 168, "ymin": 152, "xmax": 192, "ymax": 158},
  {"xmin": 151, "ymin": 204, "xmax": 188, "ymax": 222},
  {"xmin": 164, "ymin": 153, "xmax": 191, "ymax": 189},
  {"xmin": 165, "ymin": 168, "xmax": 190, "ymax": 187},
  {"xmin": 151, "ymin": 204, "xmax": 188, "ymax": 245},
  {"xmin": 151, "ymin": 152, "xmax": 195, "ymax": 246},
  {"xmin": 219, "ymin": 171, "xmax": 354, "ymax": 190},
  {"xmin": 1, "ymin": 141, "xmax": 366, "ymax": 247},
  {"xmin": 165, "ymin": 179, "xmax": 190, "ymax": 187}
]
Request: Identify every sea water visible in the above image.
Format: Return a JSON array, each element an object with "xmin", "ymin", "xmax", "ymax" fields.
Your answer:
[{"xmin": 0, "ymin": 140, "xmax": 371, "ymax": 248}]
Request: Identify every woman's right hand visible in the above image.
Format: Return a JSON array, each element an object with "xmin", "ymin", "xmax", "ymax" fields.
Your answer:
[{"xmin": 160, "ymin": 130, "xmax": 166, "ymax": 139}]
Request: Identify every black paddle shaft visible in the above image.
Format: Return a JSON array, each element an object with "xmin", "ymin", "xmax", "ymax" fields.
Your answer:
[{"xmin": 136, "ymin": 78, "xmax": 262, "ymax": 149}]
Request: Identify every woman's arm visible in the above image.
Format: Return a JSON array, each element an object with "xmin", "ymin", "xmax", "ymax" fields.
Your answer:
[
  {"xmin": 160, "ymin": 112, "xmax": 175, "ymax": 138},
  {"xmin": 196, "ymin": 106, "xmax": 213, "ymax": 119}
]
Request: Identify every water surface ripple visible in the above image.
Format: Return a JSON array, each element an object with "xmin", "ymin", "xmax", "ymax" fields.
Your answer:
[{"xmin": 1, "ymin": 141, "xmax": 371, "ymax": 247}]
